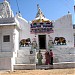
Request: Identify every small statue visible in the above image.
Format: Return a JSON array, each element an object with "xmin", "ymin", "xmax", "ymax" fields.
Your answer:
[
  {"xmin": 32, "ymin": 40, "xmax": 37, "ymax": 49},
  {"xmin": 48, "ymin": 35, "xmax": 54, "ymax": 49},
  {"xmin": 48, "ymin": 40, "xmax": 54, "ymax": 48}
]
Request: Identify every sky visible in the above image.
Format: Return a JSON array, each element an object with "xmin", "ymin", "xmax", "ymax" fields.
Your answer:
[{"xmin": 0, "ymin": 0, "xmax": 75, "ymax": 23}]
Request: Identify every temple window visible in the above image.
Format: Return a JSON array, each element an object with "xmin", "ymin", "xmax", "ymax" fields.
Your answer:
[{"xmin": 3, "ymin": 35, "xmax": 10, "ymax": 42}]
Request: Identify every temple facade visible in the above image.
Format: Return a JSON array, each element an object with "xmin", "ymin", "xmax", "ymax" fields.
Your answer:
[{"xmin": 0, "ymin": 0, "xmax": 75, "ymax": 70}]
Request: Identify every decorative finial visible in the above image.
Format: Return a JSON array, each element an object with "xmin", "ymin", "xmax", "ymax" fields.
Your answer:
[
  {"xmin": 74, "ymin": 5, "xmax": 75, "ymax": 13},
  {"xmin": 37, "ymin": 4, "xmax": 39, "ymax": 8},
  {"xmin": 68, "ymin": 11, "xmax": 70, "ymax": 14},
  {"xmin": 19, "ymin": 11, "xmax": 20, "ymax": 13},
  {"xmin": 37, "ymin": 4, "xmax": 40, "ymax": 11},
  {"xmin": 35, "ymin": 4, "xmax": 45, "ymax": 18},
  {"xmin": 74, "ymin": 0, "xmax": 75, "ymax": 13}
]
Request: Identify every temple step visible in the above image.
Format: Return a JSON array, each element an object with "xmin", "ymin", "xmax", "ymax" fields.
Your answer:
[
  {"xmin": 36, "ymin": 62, "xmax": 75, "ymax": 69},
  {"xmin": 14, "ymin": 64, "xmax": 36, "ymax": 70}
]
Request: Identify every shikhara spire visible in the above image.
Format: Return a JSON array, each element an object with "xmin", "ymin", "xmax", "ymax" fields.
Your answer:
[
  {"xmin": 32, "ymin": 4, "xmax": 51, "ymax": 23},
  {"xmin": 74, "ymin": 0, "xmax": 75, "ymax": 13},
  {"xmin": 35, "ymin": 4, "xmax": 45, "ymax": 18},
  {"xmin": 0, "ymin": 0, "xmax": 14, "ymax": 18}
]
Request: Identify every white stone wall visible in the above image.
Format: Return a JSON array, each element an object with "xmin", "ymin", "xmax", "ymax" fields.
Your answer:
[
  {"xmin": 53, "ymin": 14, "xmax": 74, "ymax": 47},
  {"xmin": 0, "ymin": 26, "xmax": 14, "ymax": 52},
  {"xmin": 0, "ymin": 25, "xmax": 19, "ymax": 52},
  {"xmin": 13, "ymin": 27, "xmax": 19, "ymax": 53},
  {"xmin": 0, "ymin": 25, "xmax": 19, "ymax": 70},
  {"xmin": 15, "ymin": 15, "xmax": 36, "ymax": 44},
  {"xmin": 0, "ymin": 57, "xmax": 15, "ymax": 71},
  {"xmin": 53, "ymin": 47, "xmax": 75, "ymax": 62},
  {"xmin": 16, "ymin": 47, "xmax": 36, "ymax": 64},
  {"xmin": 15, "ymin": 16, "xmax": 31, "ymax": 40},
  {"xmin": 0, "ymin": 58, "xmax": 11, "ymax": 70}
]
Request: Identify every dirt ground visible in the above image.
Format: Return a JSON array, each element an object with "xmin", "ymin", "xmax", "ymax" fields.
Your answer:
[{"xmin": 0, "ymin": 68, "xmax": 75, "ymax": 75}]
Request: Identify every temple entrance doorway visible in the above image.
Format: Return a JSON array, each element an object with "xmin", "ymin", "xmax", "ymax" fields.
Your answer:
[{"xmin": 38, "ymin": 35, "xmax": 46, "ymax": 49}]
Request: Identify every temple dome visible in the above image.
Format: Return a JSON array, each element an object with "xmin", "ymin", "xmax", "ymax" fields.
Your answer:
[{"xmin": 32, "ymin": 4, "xmax": 51, "ymax": 23}]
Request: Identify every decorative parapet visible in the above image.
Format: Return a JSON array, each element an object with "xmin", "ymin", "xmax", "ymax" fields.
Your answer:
[
  {"xmin": 30, "ymin": 22, "xmax": 54, "ymax": 34},
  {"xmin": 0, "ymin": 17, "xmax": 15, "ymax": 24}
]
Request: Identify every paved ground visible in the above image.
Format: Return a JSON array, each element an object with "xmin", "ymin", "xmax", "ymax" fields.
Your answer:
[{"xmin": 0, "ymin": 68, "xmax": 75, "ymax": 75}]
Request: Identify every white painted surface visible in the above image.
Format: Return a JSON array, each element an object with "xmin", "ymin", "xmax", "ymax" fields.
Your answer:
[
  {"xmin": 53, "ymin": 14, "xmax": 74, "ymax": 47},
  {"xmin": 0, "ymin": 57, "xmax": 15, "ymax": 71},
  {"xmin": 0, "ymin": 52, "xmax": 13, "ymax": 57},
  {"xmin": 0, "ymin": 26, "xmax": 13, "ymax": 52},
  {"xmin": 16, "ymin": 15, "xmax": 31, "ymax": 40},
  {"xmin": 16, "ymin": 47, "xmax": 36, "ymax": 64},
  {"xmin": 14, "ymin": 64, "xmax": 36, "ymax": 70},
  {"xmin": 0, "ymin": 0, "xmax": 14, "ymax": 18},
  {"xmin": 0, "ymin": 25, "xmax": 19, "ymax": 52},
  {"xmin": 0, "ymin": 0, "xmax": 74, "ymax": 70},
  {"xmin": 0, "ymin": 18, "xmax": 19, "ymax": 70},
  {"xmin": 13, "ymin": 28, "xmax": 19, "ymax": 53},
  {"xmin": 0, "ymin": 58, "xmax": 12, "ymax": 70},
  {"xmin": 52, "ymin": 47, "xmax": 75, "ymax": 62}
]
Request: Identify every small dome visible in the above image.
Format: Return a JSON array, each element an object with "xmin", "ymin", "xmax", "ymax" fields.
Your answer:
[{"xmin": 32, "ymin": 19, "xmax": 51, "ymax": 23}]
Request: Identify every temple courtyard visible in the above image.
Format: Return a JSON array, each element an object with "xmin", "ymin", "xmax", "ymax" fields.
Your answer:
[{"xmin": 0, "ymin": 68, "xmax": 75, "ymax": 75}]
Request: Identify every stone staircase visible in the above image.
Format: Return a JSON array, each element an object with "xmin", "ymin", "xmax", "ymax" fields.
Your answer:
[
  {"xmin": 14, "ymin": 47, "xmax": 75, "ymax": 69},
  {"xmin": 36, "ymin": 47, "xmax": 75, "ymax": 69},
  {"xmin": 14, "ymin": 47, "xmax": 36, "ymax": 70},
  {"xmin": 53, "ymin": 47, "xmax": 75, "ymax": 62},
  {"xmin": 36, "ymin": 62, "xmax": 75, "ymax": 69},
  {"xmin": 36, "ymin": 47, "xmax": 75, "ymax": 64}
]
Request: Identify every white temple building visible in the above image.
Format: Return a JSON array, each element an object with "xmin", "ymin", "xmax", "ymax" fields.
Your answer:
[{"xmin": 0, "ymin": 0, "xmax": 75, "ymax": 70}]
